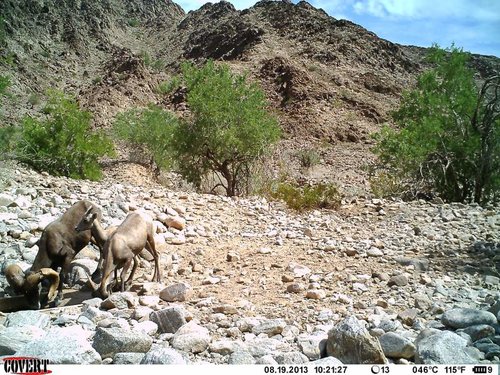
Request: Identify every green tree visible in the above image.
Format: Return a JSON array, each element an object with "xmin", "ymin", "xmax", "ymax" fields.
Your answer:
[
  {"xmin": 0, "ymin": 91, "xmax": 115, "ymax": 180},
  {"xmin": 374, "ymin": 45, "xmax": 500, "ymax": 204},
  {"xmin": 113, "ymin": 104, "xmax": 179, "ymax": 174},
  {"xmin": 113, "ymin": 61, "xmax": 281, "ymax": 196},
  {"xmin": 174, "ymin": 61, "xmax": 281, "ymax": 196}
]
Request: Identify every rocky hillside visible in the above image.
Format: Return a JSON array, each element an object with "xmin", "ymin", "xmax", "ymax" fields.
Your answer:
[
  {"xmin": 2, "ymin": 0, "xmax": 498, "ymax": 194},
  {"xmin": 0, "ymin": 161, "xmax": 499, "ymax": 364}
]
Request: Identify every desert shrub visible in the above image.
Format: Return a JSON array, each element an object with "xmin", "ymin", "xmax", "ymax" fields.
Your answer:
[
  {"xmin": 114, "ymin": 61, "xmax": 280, "ymax": 196},
  {"xmin": 374, "ymin": 45, "xmax": 500, "ymax": 204},
  {"xmin": 369, "ymin": 172, "xmax": 408, "ymax": 199},
  {"xmin": 27, "ymin": 93, "xmax": 41, "ymax": 106},
  {"xmin": 297, "ymin": 149, "xmax": 320, "ymax": 168},
  {"xmin": 0, "ymin": 75, "xmax": 8, "ymax": 95},
  {"xmin": 269, "ymin": 182, "xmax": 341, "ymax": 211},
  {"xmin": 113, "ymin": 104, "xmax": 178, "ymax": 171},
  {"xmin": 0, "ymin": 91, "xmax": 114, "ymax": 180},
  {"xmin": 140, "ymin": 51, "xmax": 165, "ymax": 72},
  {"xmin": 128, "ymin": 18, "xmax": 140, "ymax": 27},
  {"xmin": 156, "ymin": 76, "xmax": 181, "ymax": 95}
]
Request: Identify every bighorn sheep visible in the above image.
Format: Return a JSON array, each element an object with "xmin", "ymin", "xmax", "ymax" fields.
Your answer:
[
  {"xmin": 5, "ymin": 200, "xmax": 103, "ymax": 308},
  {"xmin": 75, "ymin": 207, "xmax": 118, "ymax": 283},
  {"xmin": 5, "ymin": 264, "xmax": 59, "ymax": 310},
  {"xmin": 82, "ymin": 212, "xmax": 161, "ymax": 298}
]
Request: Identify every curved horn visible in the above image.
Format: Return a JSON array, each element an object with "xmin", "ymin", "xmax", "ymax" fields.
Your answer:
[
  {"xmin": 40, "ymin": 268, "xmax": 60, "ymax": 302},
  {"xmin": 85, "ymin": 271, "xmax": 99, "ymax": 293},
  {"xmin": 25, "ymin": 268, "xmax": 60, "ymax": 302},
  {"xmin": 5, "ymin": 264, "xmax": 26, "ymax": 293}
]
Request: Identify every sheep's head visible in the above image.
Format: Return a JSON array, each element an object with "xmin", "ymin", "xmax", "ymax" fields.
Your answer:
[
  {"xmin": 5, "ymin": 264, "xmax": 60, "ymax": 310},
  {"xmin": 75, "ymin": 207, "xmax": 98, "ymax": 232}
]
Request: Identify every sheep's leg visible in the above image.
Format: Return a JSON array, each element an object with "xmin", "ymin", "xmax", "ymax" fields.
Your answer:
[
  {"xmin": 53, "ymin": 252, "xmax": 74, "ymax": 306},
  {"xmin": 91, "ymin": 254, "xmax": 104, "ymax": 283},
  {"xmin": 120, "ymin": 259, "xmax": 133, "ymax": 292},
  {"xmin": 124, "ymin": 256, "xmax": 139, "ymax": 288},
  {"xmin": 145, "ymin": 233, "xmax": 161, "ymax": 282}
]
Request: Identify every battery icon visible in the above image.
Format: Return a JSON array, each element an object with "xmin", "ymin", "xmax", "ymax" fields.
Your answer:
[{"xmin": 473, "ymin": 366, "xmax": 488, "ymax": 374}]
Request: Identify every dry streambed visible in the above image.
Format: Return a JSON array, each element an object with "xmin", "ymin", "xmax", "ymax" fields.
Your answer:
[{"xmin": 0, "ymin": 162, "xmax": 499, "ymax": 364}]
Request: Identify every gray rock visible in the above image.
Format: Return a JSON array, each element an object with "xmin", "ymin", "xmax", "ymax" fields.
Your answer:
[
  {"xmin": 395, "ymin": 257, "xmax": 429, "ymax": 271},
  {"xmin": 80, "ymin": 306, "xmax": 113, "ymax": 323},
  {"xmin": 388, "ymin": 275, "xmax": 409, "ymax": 287},
  {"xmin": 134, "ymin": 321, "xmax": 158, "ymax": 336},
  {"xmin": 0, "ymin": 326, "xmax": 45, "ymax": 355},
  {"xmin": 6, "ymin": 311, "xmax": 51, "ymax": 329},
  {"xmin": 460, "ymin": 324, "xmax": 496, "ymax": 342},
  {"xmin": 310, "ymin": 357, "xmax": 344, "ymax": 365},
  {"xmin": 141, "ymin": 345, "xmax": 187, "ymax": 364},
  {"xmin": 171, "ymin": 321, "xmax": 211, "ymax": 354},
  {"xmin": 246, "ymin": 337, "xmax": 284, "ymax": 357},
  {"xmin": 474, "ymin": 339, "xmax": 500, "ymax": 359},
  {"xmin": 441, "ymin": 308, "xmax": 497, "ymax": 329},
  {"xmin": 367, "ymin": 248, "xmax": 384, "ymax": 257},
  {"xmin": 0, "ymin": 193, "xmax": 15, "ymax": 207},
  {"xmin": 15, "ymin": 326, "xmax": 101, "ymax": 364},
  {"xmin": 415, "ymin": 331, "xmax": 477, "ymax": 364},
  {"xmin": 159, "ymin": 282, "xmax": 192, "ymax": 302},
  {"xmin": 209, "ymin": 339, "xmax": 246, "ymax": 355},
  {"xmin": 92, "ymin": 327, "xmax": 152, "ymax": 359},
  {"xmin": 256, "ymin": 355, "xmax": 279, "ymax": 365},
  {"xmin": 252, "ymin": 318, "xmax": 287, "ymax": 336},
  {"xmin": 150, "ymin": 306, "xmax": 188, "ymax": 334},
  {"xmin": 229, "ymin": 350, "xmax": 256, "ymax": 364},
  {"xmin": 113, "ymin": 352, "xmax": 145, "ymax": 364},
  {"xmin": 415, "ymin": 329, "xmax": 441, "ymax": 347},
  {"xmin": 326, "ymin": 316, "xmax": 387, "ymax": 364},
  {"xmin": 378, "ymin": 319, "xmax": 403, "ymax": 333},
  {"xmin": 297, "ymin": 334, "xmax": 327, "ymax": 360},
  {"xmin": 100, "ymin": 292, "xmax": 137, "ymax": 310},
  {"xmin": 274, "ymin": 351, "xmax": 309, "ymax": 364},
  {"xmin": 379, "ymin": 332, "xmax": 416, "ymax": 359},
  {"xmin": 398, "ymin": 309, "xmax": 419, "ymax": 326}
]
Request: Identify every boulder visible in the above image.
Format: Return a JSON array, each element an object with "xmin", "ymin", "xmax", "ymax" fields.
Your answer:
[
  {"xmin": 0, "ymin": 326, "xmax": 45, "ymax": 355},
  {"xmin": 171, "ymin": 321, "xmax": 211, "ymax": 353},
  {"xmin": 141, "ymin": 345, "xmax": 187, "ymax": 364},
  {"xmin": 15, "ymin": 326, "xmax": 101, "ymax": 364},
  {"xmin": 159, "ymin": 282, "xmax": 192, "ymax": 302},
  {"xmin": 415, "ymin": 331, "xmax": 477, "ymax": 364},
  {"xmin": 150, "ymin": 306, "xmax": 188, "ymax": 334},
  {"xmin": 326, "ymin": 316, "xmax": 387, "ymax": 364},
  {"xmin": 441, "ymin": 308, "xmax": 497, "ymax": 329},
  {"xmin": 92, "ymin": 327, "xmax": 152, "ymax": 359},
  {"xmin": 379, "ymin": 332, "xmax": 416, "ymax": 359},
  {"xmin": 5, "ymin": 311, "xmax": 51, "ymax": 329}
]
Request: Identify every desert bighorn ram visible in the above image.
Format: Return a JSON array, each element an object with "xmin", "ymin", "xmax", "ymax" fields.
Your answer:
[
  {"xmin": 80, "ymin": 211, "xmax": 161, "ymax": 298},
  {"xmin": 5, "ymin": 200, "xmax": 103, "ymax": 308}
]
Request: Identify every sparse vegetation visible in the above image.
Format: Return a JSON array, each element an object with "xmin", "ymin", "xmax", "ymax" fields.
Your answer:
[
  {"xmin": 374, "ymin": 45, "xmax": 500, "ymax": 204},
  {"xmin": 0, "ymin": 91, "xmax": 115, "ymax": 180},
  {"xmin": 27, "ymin": 93, "xmax": 41, "ymax": 106},
  {"xmin": 269, "ymin": 182, "xmax": 341, "ymax": 211},
  {"xmin": 157, "ymin": 76, "xmax": 181, "ymax": 95},
  {"xmin": 297, "ymin": 149, "xmax": 320, "ymax": 168},
  {"xmin": 113, "ymin": 104, "xmax": 179, "ymax": 172},
  {"xmin": 114, "ymin": 61, "xmax": 281, "ymax": 196},
  {"xmin": 140, "ymin": 51, "xmax": 165, "ymax": 72},
  {"xmin": 127, "ymin": 18, "xmax": 140, "ymax": 27},
  {"xmin": 0, "ymin": 17, "xmax": 6, "ymax": 48},
  {"xmin": 0, "ymin": 75, "xmax": 9, "ymax": 95}
]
